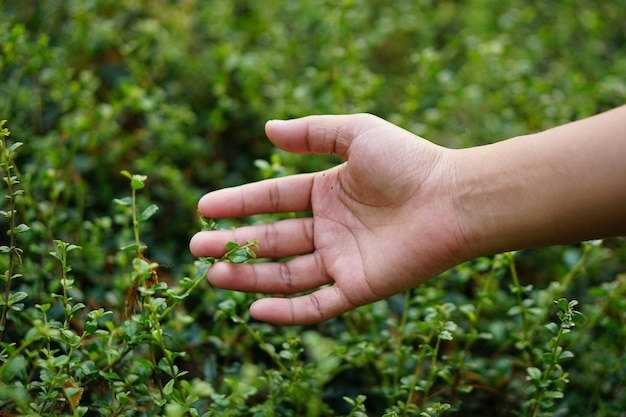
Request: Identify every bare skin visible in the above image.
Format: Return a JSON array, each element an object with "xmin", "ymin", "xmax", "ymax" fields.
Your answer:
[{"xmin": 189, "ymin": 106, "xmax": 626, "ymax": 325}]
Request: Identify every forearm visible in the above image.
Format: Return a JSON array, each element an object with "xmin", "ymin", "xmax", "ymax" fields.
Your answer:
[{"xmin": 455, "ymin": 105, "xmax": 626, "ymax": 258}]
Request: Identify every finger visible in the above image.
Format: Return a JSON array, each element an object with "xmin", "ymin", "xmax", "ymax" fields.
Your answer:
[
  {"xmin": 198, "ymin": 173, "xmax": 315, "ymax": 218},
  {"xmin": 249, "ymin": 286, "xmax": 357, "ymax": 325},
  {"xmin": 189, "ymin": 218, "xmax": 314, "ymax": 258},
  {"xmin": 206, "ymin": 253, "xmax": 331, "ymax": 294},
  {"xmin": 265, "ymin": 114, "xmax": 381, "ymax": 159}
]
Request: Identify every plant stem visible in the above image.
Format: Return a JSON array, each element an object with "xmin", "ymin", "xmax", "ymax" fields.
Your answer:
[
  {"xmin": 158, "ymin": 274, "xmax": 205, "ymax": 320},
  {"xmin": 0, "ymin": 142, "xmax": 18, "ymax": 344},
  {"xmin": 402, "ymin": 328, "xmax": 435, "ymax": 416},
  {"xmin": 530, "ymin": 327, "xmax": 564, "ymax": 417},
  {"xmin": 393, "ymin": 291, "xmax": 412, "ymax": 393},
  {"xmin": 420, "ymin": 335, "xmax": 443, "ymax": 411},
  {"xmin": 131, "ymin": 187, "xmax": 143, "ymax": 258},
  {"xmin": 506, "ymin": 252, "xmax": 529, "ymax": 341}
]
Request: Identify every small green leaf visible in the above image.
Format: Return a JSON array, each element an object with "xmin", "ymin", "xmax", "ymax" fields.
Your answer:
[
  {"xmin": 8, "ymin": 291, "xmax": 28, "ymax": 304},
  {"xmin": 71, "ymin": 303, "xmax": 86, "ymax": 313},
  {"xmin": 120, "ymin": 243, "xmax": 140, "ymax": 252},
  {"xmin": 121, "ymin": 170, "xmax": 147, "ymax": 190},
  {"xmin": 10, "ymin": 303, "xmax": 25, "ymax": 312},
  {"xmin": 116, "ymin": 391, "xmax": 130, "ymax": 405},
  {"xmin": 228, "ymin": 248, "xmax": 249, "ymax": 264},
  {"xmin": 37, "ymin": 303, "xmax": 51, "ymax": 313},
  {"xmin": 572, "ymin": 311, "xmax": 586, "ymax": 326},
  {"xmin": 138, "ymin": 204, "xmax": 159, "ymax": 222},
  {"xmin": 555, "ymin": 298, "xmax": 569, "ymax": 312},
  {"xmin": 113, "ymin": 197, "xmax": 132, "ymax": 206},
  {"xmin": 130, "ymin": 177, "xmax": 146, "ymax": 190},
  {"xmin": 11, "ymin": 224, "xmax": 29, "ymax": 234},
  {"xmin": 526, "ymin": 367, "xmax": 542, "ymax": 381},
  {"xmin": 84, "ymin": 320, "xmax": 98, "ymax": 335},
  {"xmin": 67, "ymin": 244, "xmax": 82, "ymax": 253},
  {"xmin": 225, "ymin": 241, "xmax": 239, "ymax": 251},
  {"xmin": 53, "ymin": 355, "xmax": 69, "ymax": 367},
  {"xmin": 7, "ymin": 141, "xmax": 24, "ymax": 155},
  {"xmin": 49, "ymin": 251, "xmax": 63, "ymax": 262},
  {"xmin": 544, "ymin": 390, "xmax": 565, "ymax": 399},
  {"xmin": 245, "ymin": 247, "xmax": 257, "ymax": 259},
  {"xmin": 544, "ymin": 322, "xmax": 559, "ymax": 335}
]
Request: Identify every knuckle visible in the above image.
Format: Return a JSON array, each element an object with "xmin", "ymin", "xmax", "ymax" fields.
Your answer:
[
  {"xmin": 279, "ymin": 262, "xmax": 293, "ymax": 292},
  {"xmin": 268, "ymin": 182, "xmax": 281, "ymax": 212},
  {"xmin": 265, "ymin": 222, "xmax": 280, "ymax": 256},
  {"xmin": 308, "ymin": 292, "xmax": 325, "ymax": 321}
]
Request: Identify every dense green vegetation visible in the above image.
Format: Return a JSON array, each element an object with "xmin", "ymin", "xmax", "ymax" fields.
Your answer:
[{"xmin": 1, "ymin": 1, "xmax": 625, "ymax": 416}]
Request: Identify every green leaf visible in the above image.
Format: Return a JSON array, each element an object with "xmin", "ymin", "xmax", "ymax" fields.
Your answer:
[
  {"xmin": 67, "ymin": 244, "xmax": 82, "ymax": 253},
  {"xmin": 113, "ymin": 197, "xmax": 132, "ymax": 206},
  {"xmin": 544, "ymin": 390, "xmax": 565, "ymax": 399},
  {"xmin": 71, "ymin": 302, "xmax": 86, "ymax": 313},
  {"xmin": 526, "ymin": 367, "xmax": 542, "ymax": 381},
  {"xmin": 456, "ymin": 385, "xmax": 474, "ymax": 393},
  {"xmin": 10, "ymin": 303, "xmax": 24, "ymax": 312},
  {"xmin": 8, "ymin": 291, "xmax": 28, "ymax": 304},
  {"xmin": 544, "ymin": 322, "xmax": 559, "ymax": 335},
  {"xmin": 53, "ymin": 355, "xmax": 69, "ymax": 367},
  {"xmin": 50, "ymin": 252, "xmax": 63, "ymax": 262},
  {"xmin": 228, "ymin": 248, "xmax": 249, "ymax": 264},
  {"xmin": 138, "ymin": 204, "xmax": 159, "ymax": 222},
  {"xmin": 131, "ymin": 177, "xmax": 146, "ymax": 190},
  {"xmin": 120, "ymin": 243, "xmax": 140, "ymax": 252},
  {"xmin": 37, "ymin": 303, "xmax": 51, "ymax": 313},
  {"xmin": 572, "ymin": 311, "xmax": 586, "ymax": 326},
  {"xmin": 555, "ymin": 298, "xmax": 569, "ymax": 312},
  {"xmin": 116, "ymin": 391, "xmax": 130, "ymax": 405},
  {"xmin": 120, "ymin": 170, "xmax": 147, "ymax": 190},
  {"xmin": 7, "ymin": 141, "xmax": 24, "ymax": 155},
  {"xmin": 11, "ymin": 224, "xmax": 29, "ymax": 234},
  {"xmin": 84, "ymin": 320, "xmax": 98, "ymax": 335},
  {"xmin": 1, "ymin": 354, "xmax": 27, "ymax": 380},
  {"xmin": 225, "ymin": 241, "xmax": 239, "ymax": 251}
]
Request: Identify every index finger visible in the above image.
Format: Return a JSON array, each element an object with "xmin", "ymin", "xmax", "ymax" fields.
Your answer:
[
  {"xmin": 198, "ymin": 172, "xmax": 315, "ymax": 218},
  {"xmin": 265, "ymin": 113, "xmax": 381, "ymax": 159}
]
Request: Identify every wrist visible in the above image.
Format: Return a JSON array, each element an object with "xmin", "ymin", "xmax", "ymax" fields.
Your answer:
[
  {"xmin": 452, "ymin": 110, "xmax": 626, "ymax": 259},
  {"xmin": 451, "ymin": 134, "xmax": 550, "ymax": 259}
]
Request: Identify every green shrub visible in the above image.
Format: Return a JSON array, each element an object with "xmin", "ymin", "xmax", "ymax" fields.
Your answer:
[{"xmin": 1, "ymin": 1, "xmax": 625, "ymax": 416}]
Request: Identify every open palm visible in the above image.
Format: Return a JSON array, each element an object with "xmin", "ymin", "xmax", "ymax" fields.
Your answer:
[{"xmin": 189, "ymin": 114, "xmax": 466, "ymax": 325}]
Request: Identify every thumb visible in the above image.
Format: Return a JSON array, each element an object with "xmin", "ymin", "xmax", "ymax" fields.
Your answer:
[{"xmin": 265, "ymin": 114, "xmax": 379, "ymax": 160}]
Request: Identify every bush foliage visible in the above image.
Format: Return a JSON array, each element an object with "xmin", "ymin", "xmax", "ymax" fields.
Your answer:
[{"xmin": 1, "ymin": 1, "xmax": 625, "ymax": 416}]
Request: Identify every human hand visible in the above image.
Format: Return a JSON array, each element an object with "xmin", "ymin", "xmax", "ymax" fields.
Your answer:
[
  {"xmin": 189, "ymin": 114, "xmax": 469, "ymax": 325},
  {"xmin": 190, "ymin": 107, "xmax": 626, "ymax": 325}
]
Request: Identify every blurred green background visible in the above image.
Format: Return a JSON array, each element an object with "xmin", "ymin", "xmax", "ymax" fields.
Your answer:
[
  {"xmin": 3, "ymin": 0, "xmax": 625, "ymax": 264},
  {"xmin": 1, "ymin": 1, "xmax": 625, "ymax": 416}
]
